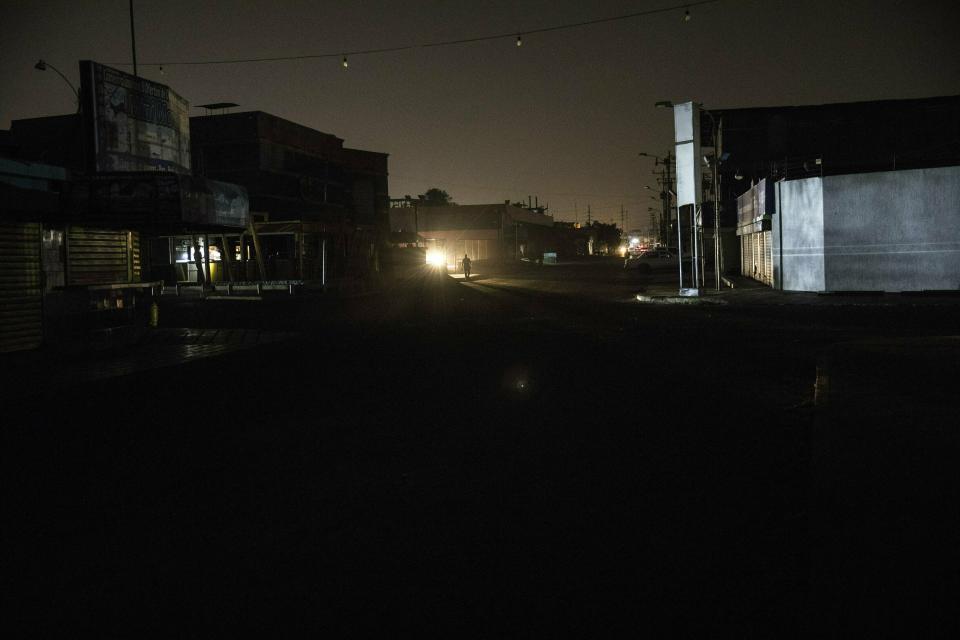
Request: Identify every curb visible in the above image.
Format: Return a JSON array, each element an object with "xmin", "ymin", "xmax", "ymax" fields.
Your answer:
[{"xmin": 635, "ymin": 294, "xmax": 728, "ymax": 305}]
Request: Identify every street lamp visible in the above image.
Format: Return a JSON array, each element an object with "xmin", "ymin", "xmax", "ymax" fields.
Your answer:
[{"xmin": 34, "ymin": 59, "xmax": 80, "ymax": 111}]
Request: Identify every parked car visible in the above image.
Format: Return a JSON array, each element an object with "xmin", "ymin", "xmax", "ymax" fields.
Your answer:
[{"xmin": 623, "ymin": 248, "xmax": 676, "ymax": 272}]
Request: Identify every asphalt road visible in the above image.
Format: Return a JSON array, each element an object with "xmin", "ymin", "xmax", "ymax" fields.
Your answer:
[{"xmin": 5, "ymin": 259, "xmax": 959, "ymax": 636}]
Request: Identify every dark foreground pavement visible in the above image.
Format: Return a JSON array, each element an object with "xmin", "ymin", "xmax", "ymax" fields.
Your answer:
[{"xmin": 4, "ymin": 262, "xmax": 959, "ymax": 637}]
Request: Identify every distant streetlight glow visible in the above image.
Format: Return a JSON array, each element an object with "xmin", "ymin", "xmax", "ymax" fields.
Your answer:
[{"xmin": 426, "ymin": 249, "xmax": 445, "ymax": 267}]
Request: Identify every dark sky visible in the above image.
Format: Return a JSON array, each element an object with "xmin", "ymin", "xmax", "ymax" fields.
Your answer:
[{"xmin": 2, "ymin": 0, "xmax": 957, "ymax": 229}]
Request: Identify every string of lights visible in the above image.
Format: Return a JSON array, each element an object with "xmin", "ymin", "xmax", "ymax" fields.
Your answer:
[{"xmin": 107, "ymin": 0, "xmax": 719, "ymax": 68}]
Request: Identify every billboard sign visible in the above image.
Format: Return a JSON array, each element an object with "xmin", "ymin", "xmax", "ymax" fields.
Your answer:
[
  {"xmin": 80, "ymin": 60, "xmax": 191, "ymax": 174},
  {"xmin": 673, "ymin": 101, "xmax": 702, "ymax": 207}
]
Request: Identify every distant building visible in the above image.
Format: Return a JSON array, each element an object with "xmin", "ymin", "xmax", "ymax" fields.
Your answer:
[{"xmin": 388, "ymin": 201, "xmax": 554, "ymax": 268}]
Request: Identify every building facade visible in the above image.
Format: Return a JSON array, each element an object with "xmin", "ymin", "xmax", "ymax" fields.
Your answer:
[
  {"xmin": 771, "ymin": 165, "xmax": 960, "ymax": 292},
  {"xmin": 1, "ymin": 61, "xmax": 251, "ymax": 350},
  {"xmin": 189, "ymin": 111, "xmax": 389, "ymax": 287},
  {"xmin": 717, "ymin": 95, "xmax": 960, "ymax": 290}
]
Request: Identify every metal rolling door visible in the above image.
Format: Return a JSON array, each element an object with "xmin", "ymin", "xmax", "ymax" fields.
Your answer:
[
  {"xmin": 740, "ymin": 235, "xmax": 747, "ymax": 276},
  {"xmin": 757, "ymin": 231, "xmax": 767, "ymax": 284},
  {"xmin": 66, "ymin": 227, "xmax": 130, "ymax": 286},
  {"xmin": 0, "ymin": 222, "xmax": 43, "ymax": 352},
  {"xmin": 761, "ymin": 230, "xmax": 774, "ymax": 286},
  {"xmin": 130, "ymin": 232, "xmax": 141, "ymax": 281},
  {"xmin": 741, "ymin": 233, "xmax": 754, "ymax": 279}
]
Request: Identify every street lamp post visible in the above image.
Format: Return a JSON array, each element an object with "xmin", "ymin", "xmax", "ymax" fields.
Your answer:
[
  {"xmin": 34, "ymin": 60, "xmax": 80, "ymax": 111},
  {"xmin": 700, "ymin": 109, "xmax": 723, "ymax": 291},
  {"xmin": 129, "ymin": 0, "xmax": 138, "ymax": 76}
]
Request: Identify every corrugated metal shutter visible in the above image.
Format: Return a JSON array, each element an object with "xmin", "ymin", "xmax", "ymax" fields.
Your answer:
[
  {"xmin": 761, "ymin": 230, "xmax": 774, "ymax": 286},
  {"xmin": 130, "ymin": 231, "xmax": 141, "ymax": 281},
  {"xmin": 66, "ymin": 227, "xmax": 135, "ymax": 286},
  {"xmin": 741, "ymin": 234, "xmax": 752, "ymax": 278},
  {"xmin": 0, "ymin": 222, "xmax": 43, "ymax": 352},
  {"xmin": 757, "ymin": 232, "xmax": 767, "ymax": 284},
  {"xmin": 741, "ymin": 232, "xmax": 774, "ymax": 286}
]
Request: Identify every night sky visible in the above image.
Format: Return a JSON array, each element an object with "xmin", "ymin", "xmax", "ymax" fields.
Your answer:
[{"xmin": 1, "ymin": 0, "xmax": 957, "ymax": 229}]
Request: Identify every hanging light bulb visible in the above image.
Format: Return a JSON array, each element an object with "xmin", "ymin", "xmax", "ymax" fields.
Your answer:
[
  {"xmin": 683, "ymin": 8, "xmax": 691, "ymax": 22},
  {"xmin": 516, "ymin": 34, "xmax": 523, "ymax": 47},
  {"xmin": 342, "ymin": 55, "xmax": 348, "ymax": 69},
  {"xmin": 159, "ymin": 65, "xmax": 165, "ymax": 75}
]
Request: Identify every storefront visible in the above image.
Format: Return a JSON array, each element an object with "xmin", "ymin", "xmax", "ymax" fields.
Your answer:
[
  {"xmin": 148, "ymin": 220, "xmax": 368, "ymax": 290},
  {"xmin": 0, "ymin": 219, "xmax": 43, "ymax": 353},
  {"xmin": 39, "ymin": 225, "xmax": 158, "ymax": 341},
  {"xmin": 736, "ymin": 179, "xmax": 774, "ymax": 286}
]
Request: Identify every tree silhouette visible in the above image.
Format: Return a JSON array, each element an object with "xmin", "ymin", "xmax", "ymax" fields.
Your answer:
[{"xmin": 419, "ymin": 188, "xmax": 454, "ymax": 206}]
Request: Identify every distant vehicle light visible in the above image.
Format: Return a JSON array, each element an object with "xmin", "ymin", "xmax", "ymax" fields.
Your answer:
[{"xmin": 426, "ymin": 249, "xmax": 445, "ymax": 267}]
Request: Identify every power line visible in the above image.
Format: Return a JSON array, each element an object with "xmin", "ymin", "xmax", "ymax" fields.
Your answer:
[
  {"xmin": 389, "ymin": 173, "xmax": 652, "ymax": 202},
  {"xmin": 107, "ymin": 0, "xmax": 720, "ymax": 67}
]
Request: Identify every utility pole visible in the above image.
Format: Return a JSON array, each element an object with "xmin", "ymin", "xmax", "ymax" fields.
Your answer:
[
  {"xmin": 713, "ymin": 116, "xmax": 723, "ymax": 290},
  {"xmin": 639, "ymin": 150, "xmax": 675, "ymax": 247},
  {"xmin": 663, "ymin": 152, "xmax": 672, "ymax": 248},
  {"xmin": 587, "ymin": 204, "xmax": 591, "ymax": 225},
  {"xmin": 129, "ymin": 0, "xmax": 138, "ymax": 77},
  {"xmin": 652, "ymin": 152, "xmax": 673, "ymax": 248}
]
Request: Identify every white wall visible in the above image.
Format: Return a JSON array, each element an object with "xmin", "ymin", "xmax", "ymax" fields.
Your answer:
[
  {"xmin": 773, "ymin": 165, "xmax": 960, "ymax": 292},
  {"xmin": 773, "ymin": 177, "xmax": 825, "ymax": 291},
  {"xmin": 822, "ymin": 166, "xmax": 960, "ymax": 291}
]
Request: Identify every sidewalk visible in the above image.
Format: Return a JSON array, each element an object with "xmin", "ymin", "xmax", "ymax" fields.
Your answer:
[
  {"xmin": 3, "ymin": 327, "xmax": 297, "ymax": 396},
  {"xmin": 2, "ymin": 277, "xmax": 441, "ymax": 396},
  {"xmin": 2, "ymin": 276, "xmax": 458, "ymax": 397},
  {"xmin": 637, "ymin": 273, "xmax": 960, "ymax": 307}
]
